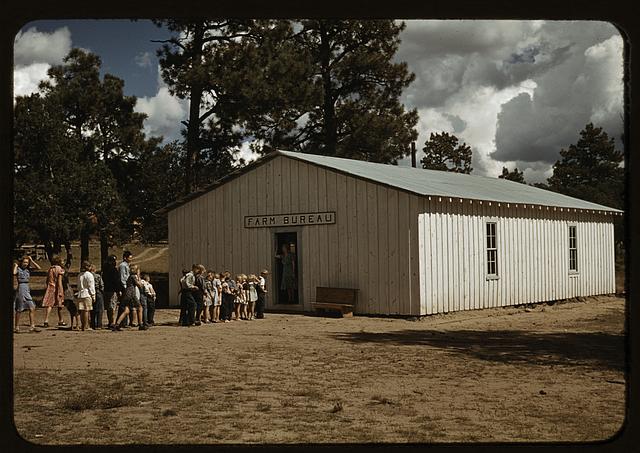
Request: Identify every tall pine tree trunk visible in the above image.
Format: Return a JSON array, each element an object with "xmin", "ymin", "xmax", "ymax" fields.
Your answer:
[
  {"xmin": 184, "ymin": 23, "xmax": 205, "ymax": 195},
  {"xmin": 100, "ymin": 230, "xmax": 109, "ymax": 269},
  {"xmin": 80, "ymin": 224, "xmax": 90, "ymax": 264},
  {"xmin": 319, "ymin": 21, "xmax": 337, "ymax": 156}
]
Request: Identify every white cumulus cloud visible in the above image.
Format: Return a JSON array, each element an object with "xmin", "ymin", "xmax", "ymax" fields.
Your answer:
[
  {"xmin": 134, "ymin": 67, "xmax": 188, "ymax": 142},
  {"xmin": 13, "ymin": 62, "xmax": 51, "ymax": 97},
  {"xmin": 13, "ymin": 26, "xmax": 74, "ymax": 99},
  {"xmin": 397, "ymin": 20, "xmax": 624, "ymax": 183},
  {"xmin": 14, "ymin": 26, "xmax": 72, "ymax": 67}
]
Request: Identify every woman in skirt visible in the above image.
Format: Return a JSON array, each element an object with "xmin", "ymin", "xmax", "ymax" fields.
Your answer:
[
  {"xmin": 41, "ymin": 254, "xmax": 66, "ymax": 328},
  {"xmin": 13, "ymin": 255, "xmax": 41, "ymax": 333}
]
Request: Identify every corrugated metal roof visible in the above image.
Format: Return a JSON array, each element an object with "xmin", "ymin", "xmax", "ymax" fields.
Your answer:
[{"xmin": 279, "ymin": 150, "xmax": 623, "ymax": 213}]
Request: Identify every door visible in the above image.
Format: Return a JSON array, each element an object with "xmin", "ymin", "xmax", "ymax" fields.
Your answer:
[{"xmin": 274, "ymin": 232, "xmax": 299, "ymax": 304}]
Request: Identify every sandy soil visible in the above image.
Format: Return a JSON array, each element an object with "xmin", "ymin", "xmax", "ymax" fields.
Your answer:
[{"xmin": 13, "ymin": 295, "xmax": 626, "ymax": 444}]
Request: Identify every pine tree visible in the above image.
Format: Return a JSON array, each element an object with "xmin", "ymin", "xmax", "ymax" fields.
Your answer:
[
  {"xmin": 547, "ymin": 123, "xmax": 623, "ymax": 209},
  {"xmin": 260, "ymin": 19, "xmax": 419, "ymax": 163},
  {"xmin": 153, "ymin": 19, "xmax": 260, "ymax": 193},
  {"xmin": 498, "ymin": 166, "xmax": 526, "ymax": 183},
  {"xmin": 421, "ymin": 132, "xmax": 473, "ymax": 173}
]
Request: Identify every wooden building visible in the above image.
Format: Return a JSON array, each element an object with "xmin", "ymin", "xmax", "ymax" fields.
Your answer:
[{"xmin": 156, "ymin": 150, "xmax": 622, "ymax": 316}]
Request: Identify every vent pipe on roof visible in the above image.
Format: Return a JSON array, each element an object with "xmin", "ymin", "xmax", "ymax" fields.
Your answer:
[{"xmin": 411, "ymin": 142, "xmax": 417, "ymax": 168}]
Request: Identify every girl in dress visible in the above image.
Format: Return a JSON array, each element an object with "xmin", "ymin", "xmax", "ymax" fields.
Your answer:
[
  {"xmin": 210, "ymin": 272, "xmax": 221, "ymax": 323},
  {"xmin": 13, "ymin": 255, "xmax": 41, "ymax": 333},
  {"xmin": 247, "ymin": 274, "xmax": 258, "ymax": 320},
  {"xmin": 202, "ymin": 271, "xmax": 214, "ymax": 323},
  {"xmin": 241, "ymin": 274, "xmax": 250, "ymax": 320},
  {"xmin": 42, "ymin": 254, "xmax": 66, "ymax": 328},
  {"xmin": 113, "ymin": 264, "xmax": 146, "ymax": 331}
]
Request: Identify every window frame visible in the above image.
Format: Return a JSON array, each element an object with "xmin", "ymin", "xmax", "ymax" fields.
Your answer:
[
  {"xmin": 568, "ymin": 224, "xmax": 579, "ymax": 275},
  {"xmin": 485, "ymin": 220, "xmax": 499, "ymax": 280}
]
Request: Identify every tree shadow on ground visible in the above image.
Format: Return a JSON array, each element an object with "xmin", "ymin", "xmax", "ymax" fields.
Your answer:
[{"xmin": 332, "ymin": 329, "xmax": 625, "ymax": 371}]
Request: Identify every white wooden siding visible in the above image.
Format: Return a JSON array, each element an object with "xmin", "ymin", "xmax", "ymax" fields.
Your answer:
[
  {"xmin": 168, "ymin": 155, "xmax": 419, "ymax": 315},
  {"xmin": 168, "ymin": 154, "xmax": 617, "ymax": 316},
  {"xmin": 417, "ymin": 204, "xmax": 616, "ymax": 315}
]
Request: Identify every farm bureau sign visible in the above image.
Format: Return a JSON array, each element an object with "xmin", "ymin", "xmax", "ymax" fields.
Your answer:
[{"xmin": 244, "ymin": 211, "xmax": 336, "ymax": 228}]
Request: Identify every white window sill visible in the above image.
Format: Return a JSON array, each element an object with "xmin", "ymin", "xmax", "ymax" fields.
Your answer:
[
  {"xmin": 486, "ymin": 275, "xmax": 500, "ymax": 281},
  {"xmin": 568, "ymin": 272, "xmax": 580, "ymax": 277}
]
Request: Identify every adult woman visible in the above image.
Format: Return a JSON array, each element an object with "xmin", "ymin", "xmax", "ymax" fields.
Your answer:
[
  {"xmin": 276, "ymin": 244, "xmax": 296, "ymax": 303},
  {"xmin": 13, "ymin": 255, "xmax": 41, "ymax": 333},
  {"xmin": 42, "ymin": 254, "xmax": 66, "ymax": 327}
]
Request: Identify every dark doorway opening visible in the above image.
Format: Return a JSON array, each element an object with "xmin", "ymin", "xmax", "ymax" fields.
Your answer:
[{"xmin": 275, "ymin": 232, "xmax": 299, "ymax": 304}]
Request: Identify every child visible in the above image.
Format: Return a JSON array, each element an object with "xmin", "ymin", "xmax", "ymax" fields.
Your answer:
[
  {"xmin": 194, "ymin": 264, "xmax": 206, "ymax": 326},
  {"xmin": 141, "ymin": 274, "xmax": 157, "ymax": 326},
  {"xmin": 76, "ymin": 261, "xmax": 96, "ymax": 331},
  {"xmin": 178, "ymin": 268, "xmax": 189, "ymax": 325},
  {"xmin": 221, "ymin": 271, "xmax": 234, "ymax": 322},
  {"xmin": 178, "ymin": 265, "xmax": 199, "ymax": 326},
  {"xmin": 240, "ymin": 274, "xmax": 250, "ymax": 320},
  {"xmin": 62, "ymin": 256, "xmax": 78, "ymax": 330},
  {"xmin": 255, "ymin": 269, "xmax": 269, "ymax": 319},
  {"xmin": 13, "ymin": 255, "xmax": 41, "ymax": 333},
  {"xmin": 210, "ymin": 272, "xmax": 221, "ymax": 323},
  {"xmin": 234, "ymin": 274, "xmax": 244, "ymax": 321},
  {"xmin": 113, "ymin": 264, "xmax": 146, "ymax": 331},
  {"xmin": 202, "ymin": 271, "xmax": 214, "ymax": 323},
  {"xmin": 41, "ymin": 254, "xmax": 65, "ymax": 328},
  {"xmin": 90, "ymin": 264, "xmax": 104, "ymax": 329},
  {"xmin": 247, "ymin": 274, "xmax": 258, "ymax": 320}
]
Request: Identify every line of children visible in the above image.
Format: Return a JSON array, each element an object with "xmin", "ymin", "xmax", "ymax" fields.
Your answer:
[{"xmin": 179, "ymin": 266, "xmax": 269, "ymax": 326}]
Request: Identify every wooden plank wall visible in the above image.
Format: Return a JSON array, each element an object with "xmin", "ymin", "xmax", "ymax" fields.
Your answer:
[
  {"xmin": 168, "ymin": 155, "xmax": 418, "ymax": 315},
  {"xmin": 417, "ymin": 202, "xmax": 617, "ymax": 315}
]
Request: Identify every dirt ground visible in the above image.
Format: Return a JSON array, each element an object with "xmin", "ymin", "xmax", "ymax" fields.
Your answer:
[{"xmin": 13, "ymin": 295, "xmax": 626, "ymax": 444}]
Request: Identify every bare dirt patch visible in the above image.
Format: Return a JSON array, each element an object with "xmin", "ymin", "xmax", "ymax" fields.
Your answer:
[{"xmin": 13, "ymin": 295, "xmax": 626, "ymax": 444}]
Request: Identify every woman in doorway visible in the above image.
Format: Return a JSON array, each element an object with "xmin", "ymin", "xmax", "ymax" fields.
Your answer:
[
  {"xmin": 276, "ymin": 244, "xmax": 296, "ymax": 303},
  {"xmin": 41, "ymin": 254, "xmax": 66, "ymax": 328},
  {"xmin": 13, "ymin": 255, "xmax": 41, "ymax": 333}
]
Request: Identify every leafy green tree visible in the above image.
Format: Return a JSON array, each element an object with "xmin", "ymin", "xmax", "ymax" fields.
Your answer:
[
  {"xmin": 498, "ymin": 166, "xmax": 526, "ymax": 183},
  {"xmin": 421, "ymin": 132, "xmax": 473, "ymax": 173},
  {"xmin": 36, "ymin": 49, "xmax": 161, "ymax": 263},
  {"xmin": 127, "ymin": 141, "xmax": 185, "ymax": 242},
  {"xmin": 13, "ymin": 93, "xmax": 82, "ymax": 259}
]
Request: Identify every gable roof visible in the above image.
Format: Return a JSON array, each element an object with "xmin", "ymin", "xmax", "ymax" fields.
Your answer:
[{"xmin": 155, "ymin": 150, "xmax": 623, "ymax": 215}]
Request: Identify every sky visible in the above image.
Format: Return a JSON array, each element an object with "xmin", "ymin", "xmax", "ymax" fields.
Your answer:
[{"xmin": 13, "ymin": 19, "xmax": 624, "ymax": 183}]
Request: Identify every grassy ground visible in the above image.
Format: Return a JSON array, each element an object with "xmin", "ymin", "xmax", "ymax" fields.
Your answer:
[{"xmin": 13, "ymin": 295, "xmax": 626, "ymax": 444}]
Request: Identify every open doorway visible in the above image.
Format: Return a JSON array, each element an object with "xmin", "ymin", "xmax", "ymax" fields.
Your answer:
[{"xmin": 274, "ymin": 232, "xmax": 299, "ymax": 304}]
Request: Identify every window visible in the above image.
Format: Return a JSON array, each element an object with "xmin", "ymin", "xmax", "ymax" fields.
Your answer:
[
  {"xmin": 486, "ymin": 222, "xmax": 498, "ymax": 276},
  {"xmin": 569, "ymin": 225, "xmax": 578, "ymax": 272}
]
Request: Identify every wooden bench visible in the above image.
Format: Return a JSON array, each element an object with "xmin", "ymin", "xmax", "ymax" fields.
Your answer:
[{"xmin": 311, "ymin": 287, "xmax": 358, "ymax": 317}]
